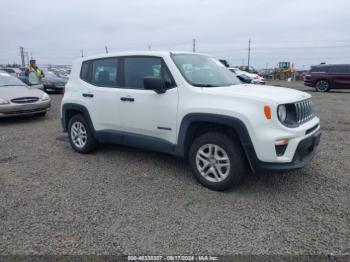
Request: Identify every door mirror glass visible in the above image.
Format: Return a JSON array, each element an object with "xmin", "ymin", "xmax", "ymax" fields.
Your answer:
[
  {"xmin": 144, "ymin": 77, "xmax": 165, "ymax": 94},
  {"xmin": 28, "ymin": 72, "xmax": 40, "ymax": 86}
]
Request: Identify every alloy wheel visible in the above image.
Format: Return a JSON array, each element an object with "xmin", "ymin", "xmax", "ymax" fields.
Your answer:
[
  {"xmin": 195, "ymin": 144, "xmax": 230, "ymax": 183},
  {"xmin": 70, "ymin": 121, "xmax": 87, "ymax": 149},
  {"xmin": 316, "ymin": 80, "xmax": 329, "ymax": 92}
]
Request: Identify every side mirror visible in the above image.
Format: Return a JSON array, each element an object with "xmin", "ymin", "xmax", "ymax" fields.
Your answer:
[
  {"xmin": 144, "ymin": 76, "xmax": 165, "ymax": 94},
  {"xmin": 28, "ymin": 72, "xmax": 41, "ymax": 86}
]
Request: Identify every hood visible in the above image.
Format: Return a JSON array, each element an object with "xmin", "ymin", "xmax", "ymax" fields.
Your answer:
[
  {"xmin": 201, "ymin": 84, "xmax": 311, "ymax": 104},
  {"xmin": 0, "ymin": 85, "xmax": 45, "ymax": 100}
]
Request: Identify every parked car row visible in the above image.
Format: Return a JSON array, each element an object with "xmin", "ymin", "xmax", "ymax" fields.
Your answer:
[
  {"xmin": 0, "ymin": 71, "xmax": 51, "ymax": 118},
  {"xmin": 17, "ymin": 69, "xmax": 68, "ymax": 93}
]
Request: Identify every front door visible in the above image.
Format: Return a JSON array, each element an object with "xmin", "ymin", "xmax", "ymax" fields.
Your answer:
[{"xmin": 118, "ymin": 56, "xmax": 178, "ymax": 144}]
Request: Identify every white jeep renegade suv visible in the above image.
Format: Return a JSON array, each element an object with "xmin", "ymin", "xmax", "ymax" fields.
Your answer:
[{"xmin": 61, "ymin": 51, "xmax": 321, "ymax": 191}]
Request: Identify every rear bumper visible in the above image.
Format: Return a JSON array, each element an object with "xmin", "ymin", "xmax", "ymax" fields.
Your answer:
[
  {"xmin": 250, "ymin": 130, "xmax": 321, "ymax": 172},
  {"xmin": 44, "ymin": 84, "xmax": 65, "ymax": 91},
  {"xmin": 0, "ymin": 100, "xmax": 51, "ymax": 118}
]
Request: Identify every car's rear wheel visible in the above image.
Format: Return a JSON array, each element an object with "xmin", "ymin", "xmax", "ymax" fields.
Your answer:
[
  {"xmin": 315, "ymin": 80, "xmax": 330, "ymax": 92},
  {"xmin": 68, "ymin": 114, "xmax": 98, "ymax": 153},
  {"xmin": 189, "ymin": 132, "xmax": 246, "ymax": 191}
]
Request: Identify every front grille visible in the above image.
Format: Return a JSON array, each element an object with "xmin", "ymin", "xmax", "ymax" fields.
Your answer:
[
  {"xmin": 3, "ymin": 107, "xmax": 47, "ymax": 115},
  {"xmin": 11, "ymin": 97, "xmax": 39, "ymax": 104},
  {"xmin": 294, "ymin": 99, "xmax": 314, "ymax": 124}
]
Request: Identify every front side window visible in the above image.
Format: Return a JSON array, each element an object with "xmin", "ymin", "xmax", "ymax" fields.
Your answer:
[
  {"xmin": 91, "ymin": 58, "xmax": 118, "ymax": 87},
  {"xmin": 123, "ymin": 57, "xmax": 174, "ymax": 89},
  {"xmin": 171, "ymin": 54, "xmax": 241, "ymax": 87}
]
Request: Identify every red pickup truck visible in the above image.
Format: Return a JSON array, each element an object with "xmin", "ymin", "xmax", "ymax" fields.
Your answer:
[{"xmin": 304, "ymin": 64, "xmax": 350, "ymax": 92}]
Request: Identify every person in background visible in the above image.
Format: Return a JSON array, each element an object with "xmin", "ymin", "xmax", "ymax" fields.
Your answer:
[{"xmin": 25, "ymin": 59, "xmax": 44, "ymax": 80}]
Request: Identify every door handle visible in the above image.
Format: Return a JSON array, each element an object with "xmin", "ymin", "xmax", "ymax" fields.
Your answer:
[
  {"xmin": 82, "ymin": 93, "xmax": 94, "ymax": 98},
  {"xmin": 120, "ymin": 97, "xmax": 135, "ymax": 102}
]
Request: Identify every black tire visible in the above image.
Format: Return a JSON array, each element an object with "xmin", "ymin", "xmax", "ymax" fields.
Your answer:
[
  {"xmin": 315, "ymin": 80, "xmax": 330, "ymax": 92},
  {"xmin": 35, "ymin": 112, "xmax": 46, "ymax": 117},
  {"xmin": 68, "ymin": 114, "xmax": 98, "ymax": 154},
  {"xmin": 188, "ymin": 132, "xmax": 246, "ymax": 191}
]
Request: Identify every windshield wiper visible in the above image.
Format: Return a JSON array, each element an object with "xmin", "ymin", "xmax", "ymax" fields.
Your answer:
[
  {"xmin": 192, "ymin": 84, "xmax": 218, "ymax": 87},
  {"xmin": 0, "ymin": 84, "xmax": 25, "ymax": 87}
]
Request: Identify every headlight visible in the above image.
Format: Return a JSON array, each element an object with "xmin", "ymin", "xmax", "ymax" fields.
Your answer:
[
  {"xmin": 278, "ymin": 105, "xmax": 287, "ymax": 122},
  {"xmin": 41, "ymin": 93, "xmax": 50, "ymax": 101},
  {"xmin": 0, "ymin": 98, "xmax": 9, "ymax": 105}
]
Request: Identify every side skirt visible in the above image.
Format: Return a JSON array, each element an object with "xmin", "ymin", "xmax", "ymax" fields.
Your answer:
[{"xmin": 95, "ymin": 130, "xmax": 177, "ymax": 155}]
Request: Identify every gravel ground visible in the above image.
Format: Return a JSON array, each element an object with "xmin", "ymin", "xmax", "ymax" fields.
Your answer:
[{"xmin": 0, "ymin": 82, "xmax": 349, "ymax": 257}]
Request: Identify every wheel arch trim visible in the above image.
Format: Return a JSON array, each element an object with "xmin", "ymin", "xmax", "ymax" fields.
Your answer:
[
  {"xmin": 176, "ymin": 113, "xmax": 257, "ymax": 170},
  {"xmin": 61, "ymin": 103, "xmax": 95, "ymax": 134}
]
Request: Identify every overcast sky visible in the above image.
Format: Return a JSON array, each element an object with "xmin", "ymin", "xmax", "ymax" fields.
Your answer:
[{"xmin": 1, "ymin": 0, "xmax": 349, "ymax": 69}]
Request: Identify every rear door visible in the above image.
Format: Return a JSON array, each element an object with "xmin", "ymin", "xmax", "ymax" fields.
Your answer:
[
  {"xmin": 80, "ymin": 57, "xmax": 122, "ymax": 131},
  {"xmin": 328, "ymin": 65, "xmax": 350, "ymax": 89}
]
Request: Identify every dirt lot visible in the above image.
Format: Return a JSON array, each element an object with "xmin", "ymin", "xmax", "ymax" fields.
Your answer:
[{"xmin": 0, "ymin": 81, "xmax": 349, "ymax": 256}]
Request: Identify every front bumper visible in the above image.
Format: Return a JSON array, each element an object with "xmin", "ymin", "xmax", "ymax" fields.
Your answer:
[
  {"xmin": 0, "ymin": 100, "xmax": 51, "ymax": 118},
  {"xmin": 253, "ymin": 130, "xmax": 321, "ymax": 172},
  {"xmin": 304, "ymin": 80, "xmax": 315, "ymax": 87}
]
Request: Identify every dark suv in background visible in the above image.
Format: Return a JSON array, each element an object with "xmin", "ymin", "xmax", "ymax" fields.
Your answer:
[{"xmin": 304, "ymin": 64, "xmax": 350, "ymax": 92}]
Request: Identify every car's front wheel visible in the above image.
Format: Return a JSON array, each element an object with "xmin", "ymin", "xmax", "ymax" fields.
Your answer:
[
  {"xmin": 189, "ymin": 132, "xmax": 246, "ymax": 191},
  {"xmin": 315, "ymin": 80, "xmax": 330, "ymax": 92},
  {"xmin": 68, "ymin": 114, "xmax": 98, "ymax": 153}
]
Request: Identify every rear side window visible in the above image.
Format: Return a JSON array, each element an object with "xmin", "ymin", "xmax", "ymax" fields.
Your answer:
[
  {"xmin": 91, "ymin": 58, "xmax": 118, "ymax": 87},
  {"xmin": 123, "ymin": 57, "xmax": 175, "ymax": 89},
  {"xmin": 328, "ymin": 65, "xmax": 349, "ymax": 73}
]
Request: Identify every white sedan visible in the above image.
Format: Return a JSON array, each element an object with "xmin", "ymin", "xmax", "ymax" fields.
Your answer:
[{"xmin": 229, "ymin": 67, "xmax": 265, "ymax": 85}]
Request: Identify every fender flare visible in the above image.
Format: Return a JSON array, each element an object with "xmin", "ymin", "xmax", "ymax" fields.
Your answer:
[
  {"xmin": 61, "ymin": 103, "xmax": 95, "ymax": 134},
  {"xmin": 176, "ymin": 113, "xmax": 258, "ymax": 170}
]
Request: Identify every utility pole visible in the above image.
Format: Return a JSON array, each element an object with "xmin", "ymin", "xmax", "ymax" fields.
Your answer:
[
  {"xmin": 81, "ymin": 50, "xmax": 84, "ymax": 57},
  {"xmin": 192, "ymin": 38, "xmax": 196, "ymax": 53},
  {"xmin": 25, "ymin": 52, "xmax": 29, "ymax": 66},
  {"xmin": 247, "ymin": 39, "xmax": 251, "ymax": 69},
  {"xmin": 19, "ymin": 47, "xmax": 25, "ymax": 67},
  {"xmin": 148, "ymin": 45, "xmax": 151, "ymax": 51},
  {"xmin": 105, "ymin": 46, "xmax": 108, "ymax": 54}
]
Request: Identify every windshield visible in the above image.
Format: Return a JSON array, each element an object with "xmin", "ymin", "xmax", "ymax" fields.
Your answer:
[
  {"xmin": 0, "ymin": 72, "xmax": 26, "ymax": 87},
  {"xmin": 171, "ymin": 54, "xmax": 241, "ymax": 87}
]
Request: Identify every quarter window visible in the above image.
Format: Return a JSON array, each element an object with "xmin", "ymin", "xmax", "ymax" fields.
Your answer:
[
  {"xmin": 80, "ymin": 61, "xmax": 90, "ymax": 81},
  {"xmin": 91, "ymin": 58, "xmax": 118, "ymax": 87}
]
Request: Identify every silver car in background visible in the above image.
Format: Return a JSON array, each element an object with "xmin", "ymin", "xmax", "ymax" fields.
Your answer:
[{"xmin": 0, "ymin": 71, "xmax": 51, "ymax": 118}]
